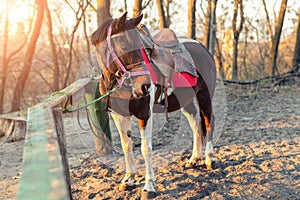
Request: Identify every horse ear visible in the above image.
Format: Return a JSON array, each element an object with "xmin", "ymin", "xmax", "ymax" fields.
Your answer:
[
  {"xmin": 115, "ymin": 12, "xmax": 128, "ymax": 28},
  {"xmin": 132, "ymin": 14, "xmax": 143, "ymax": 27}
]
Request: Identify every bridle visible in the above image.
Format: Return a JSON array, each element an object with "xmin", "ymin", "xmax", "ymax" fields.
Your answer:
[{"xmin": 106, "ymin": 24, "xmax": 150, "ymax": 87}]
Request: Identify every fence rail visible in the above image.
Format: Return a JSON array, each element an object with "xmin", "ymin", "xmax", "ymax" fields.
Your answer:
[{"xmin": 17, "ymin": 78, "xmax": 98, "ymax": 200}]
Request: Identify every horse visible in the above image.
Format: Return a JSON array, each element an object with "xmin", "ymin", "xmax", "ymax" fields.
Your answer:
[{"xmin": 91, "ymin": 12, "xmax": 216, "ymax": 194}]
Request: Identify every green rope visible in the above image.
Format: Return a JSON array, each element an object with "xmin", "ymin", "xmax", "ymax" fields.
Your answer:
[{"xmin": 51, "ymin": 88, "xmax": 117, "ymax": 113}]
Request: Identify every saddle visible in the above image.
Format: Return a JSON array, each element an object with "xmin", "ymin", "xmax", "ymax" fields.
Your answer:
[
  {"xmin": 138, "ymin": 25, "xmax": 198, "ymax": 115},
  {"xmin": 139, "ymin": 26, "xmax": 198, "ymax": 88}
]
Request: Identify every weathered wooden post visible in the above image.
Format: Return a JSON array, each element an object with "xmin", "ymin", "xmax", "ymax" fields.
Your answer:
[
  {"xmin": 17, "ymin": 107, "xmax": 70, "ymax": 200},
  {"xmin": 53, "ymin": 108, "xmax": 72, "ymax": 199}
]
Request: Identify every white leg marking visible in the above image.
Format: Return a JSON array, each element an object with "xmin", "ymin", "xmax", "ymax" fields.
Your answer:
[
  {"xmin": 111, "ymin": 113, "xmax": 136, "ymax": 185},
  {"xmin": 140, "ymin": 127, "xmax": 155, "ymax": 192},
  {"xmin": 141, "ymin": 84, "xmax": 155, "ymax": 192},
  {"xmin": 205, "ymin": 140, "xmax": 214, "ymax": 167},
  {"xmin": 181, "ymin": 108, "xmax": 204, "ymax": 167}
]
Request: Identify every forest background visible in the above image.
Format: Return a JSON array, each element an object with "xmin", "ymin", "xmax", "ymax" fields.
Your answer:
[{"xmin": 0, "ymin": 0, "xmax": 299, "ymax": 114}]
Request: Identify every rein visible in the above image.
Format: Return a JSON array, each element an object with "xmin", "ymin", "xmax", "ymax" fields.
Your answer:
[
  {"xmin": 106, "ymin": 24, "xmax": 150, "ymax": 87},
  {"xmin": 51, "ymin": 87, "xmax": 118, "ymax": 113}
]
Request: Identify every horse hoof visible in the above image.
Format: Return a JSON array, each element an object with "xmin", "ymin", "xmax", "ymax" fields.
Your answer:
[
  {"xmin": 206, "ymin": 161, "xmax": 215, "ymax": 170},
  {"xmin": 119, "ymin": 183, "xmax": 135, "ymax": 191},
  {"xmin": 206, "ymin": 164, "xmax": 213, "ymax": 170},
  {"xmin": 185, "ymin": 160, "xmax": 198, "ymax": 168},
  {"xmin": 141, "ymin": 191, "xmax": 156, "ymax": 200},
  {"xmin": 185, "ymin": 162, "xmax": 195, "ymax": 168}
]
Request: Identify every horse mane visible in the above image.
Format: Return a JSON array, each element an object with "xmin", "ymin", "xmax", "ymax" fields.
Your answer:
[{"xmin": 91, "ymin": 18, "xmax": 114, "ymax": 45}]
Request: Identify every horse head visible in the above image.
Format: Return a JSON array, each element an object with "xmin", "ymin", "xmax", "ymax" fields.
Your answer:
[{"xmin": 91, "ymin": 12, "xmax": 152, "ymax": 98}]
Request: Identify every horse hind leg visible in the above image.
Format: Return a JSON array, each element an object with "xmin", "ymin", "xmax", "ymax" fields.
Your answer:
[
  {"xmin": 197, "ymin": 93, "xmax": 215, "ymax": 170},
  {"xmin": 181, "ymin": 101, "xmax": 205, "ymax": 168},
  {"xmin": 203, "ymin": 114, "xmax": 215, "ymax": 169},
  {"xmin": 110, "ymin": 113, "xmax": 137, "ymax": 188}
]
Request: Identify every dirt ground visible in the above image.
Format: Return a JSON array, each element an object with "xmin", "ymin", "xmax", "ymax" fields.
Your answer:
[{"xmin": 1, "ymin": 83, "xmax": 299, "ymax": 200}]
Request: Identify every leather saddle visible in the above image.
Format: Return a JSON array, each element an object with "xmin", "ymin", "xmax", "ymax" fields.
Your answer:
[
  {"xmin": 139, "ymin": 26, "xmax": 197, "ymax": 88},
  {"xmin": 138, "ymin": 26, "xmax": 198, "ymax": 114},
  {"xmin": 152, "ymin": 28, "xmax": 179, "ymax": 47}
]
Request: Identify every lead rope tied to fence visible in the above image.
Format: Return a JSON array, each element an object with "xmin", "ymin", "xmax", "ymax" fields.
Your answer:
[{"xmin": 51, "ymin": 87, "xmax": 118, "ymax": 113}]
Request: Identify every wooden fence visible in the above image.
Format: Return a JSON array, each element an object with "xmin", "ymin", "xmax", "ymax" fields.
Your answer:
[{"xmin": 17, "ymin": 77, "xmax": 109, "ymax": 200}]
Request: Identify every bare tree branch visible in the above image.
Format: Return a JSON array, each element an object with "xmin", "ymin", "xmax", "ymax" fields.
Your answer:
[
  {"xmin": 63, "ymin": 0, "xmax": 91, "ymax": 87},
  {"xmin": 64, "ymin": 0, "xmax": 77, "ymax": 13},
  {"xmin": 262, "ymin": 0, "xmax": 273, "ymax": 39},
  {"xmin": 142, "ymin": 0, "xmax": 152, "ymax": 10},
  {"xmin": 223, "ymin": 71, "xmax": 300, "ymax": 85},
  {"xmin": 82, "ymin": 6, "xmax": 93, "ymax": 67}
]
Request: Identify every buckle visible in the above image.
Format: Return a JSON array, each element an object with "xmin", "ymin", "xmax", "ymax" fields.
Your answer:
[
  {"xmin": 123, "ymin": 71, "xmax": 131, "ymax": 79},
  {"xmin": 107, "ymin": 46, "xmax": 114, "ymax": 53}
]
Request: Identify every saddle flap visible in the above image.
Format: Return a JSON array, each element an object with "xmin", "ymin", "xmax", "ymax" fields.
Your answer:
[
  {"xmin": 151, "ymin": 47, "xmax": 174, "ymax": 76},
  {"xmin": 173, "ymin": 44, "xmax": 197, "ymax": 77}
]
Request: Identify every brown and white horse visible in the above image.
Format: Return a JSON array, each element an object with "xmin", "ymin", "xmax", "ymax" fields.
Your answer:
[{"xmin": 91, "ymin": 12, "xmax": 216, "ymax": 193}]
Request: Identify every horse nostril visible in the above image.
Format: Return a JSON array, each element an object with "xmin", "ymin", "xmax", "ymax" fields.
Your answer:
[{"xmin": 141, "ymin": 84, "xmax": 151, "ymax": 95}]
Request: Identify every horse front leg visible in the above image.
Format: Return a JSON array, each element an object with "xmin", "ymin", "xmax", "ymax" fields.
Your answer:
[
  {"xmin": 138, "ymin": 118, "xmax": 155, "ymax": 192},
  {"xmin": 111, "ymin": 113, "xmax": 137, "ymax": 187}
]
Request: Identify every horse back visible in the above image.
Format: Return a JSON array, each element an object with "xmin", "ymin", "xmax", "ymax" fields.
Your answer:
[{"xmin": 182, "ymin": 41, "xmax": 216, "ymax": 98}]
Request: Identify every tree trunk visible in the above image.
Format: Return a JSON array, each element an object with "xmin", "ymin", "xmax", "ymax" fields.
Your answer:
[
  {"xmin": 204, "ymin": 0, "xmax": 212, "ymax": 48},
  {"xmin": 11, "ymin": 0, "xmax": 45, "ymax": 112},
  {"xmin": 156, "ymin": 0, "xmax": 168, "ymax": 29},
  {"xmin": 215, "ymin": 37, "xmax": 225, "ymax": 78},
  {"xmin": 0, "ymin": 3, "xmax": 9, "ymax": 114},
  {"xmin": 231, "ymin": 0, "xmax": 244, "ymax": 80},
  {"xmin": 45, "ymin": 0, "xmax": 60, "ymax": 92},
  {"xmin": 263, "ymin": 0, "xmax": 288, "ymax": 77},
  {"xmin": 97, "ymin": 0, "xmax": 112, "ymax": 27},
  {"xmin": 204, "ymin": 0, "xmax": 217, "ymax": 55},
  {"xmin": 208, "ymin": 0, "xmax": 217, "ymax": 56},
  {"xmin": 291, "ymin": 9, "xmax": 300, "ymax": 73},
  {"xmin": 232, "ymin": 36, "xmax": 239, "ymax": 79},
  {"xmin": 133, "ymin": 0, "xmax": 143, "ymax": 17},
  {"xmin": 187, "ymin": 0, "xmax": 196, "ymax": 39},
  {"xmin": 164, "ymin": 0, "xmax": 172, "ymax": 27},
  {"xmin": 243, "ymin": 27, "xmax": 249, "ymax": 79},
  {"xmin": 270, "ymin": 0, "xmax": 288, "ymax": 77},
  {"xmin": 93, "ymin": 1, "xmax": 113, "ymax": 155}
]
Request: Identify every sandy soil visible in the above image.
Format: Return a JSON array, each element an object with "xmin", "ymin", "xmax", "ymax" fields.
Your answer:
[{"xmin": 1, "ymin": 83, "xmax": 299, "ymax": 200}]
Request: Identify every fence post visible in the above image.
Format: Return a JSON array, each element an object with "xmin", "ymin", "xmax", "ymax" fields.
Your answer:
[
  {"xmin": 17, "ymin": 107, "xmax": 70, "ymax": 200},
  {"xmin": 53, "ymin": 108, "xmax": 72, "ymax": 199}
]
